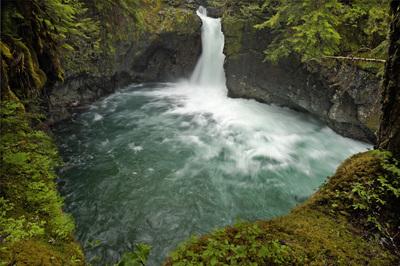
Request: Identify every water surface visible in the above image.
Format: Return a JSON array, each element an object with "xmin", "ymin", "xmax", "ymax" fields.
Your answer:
[{"xmin": 55, "ymin": 82, "xmax": 369, "ymax": 265}]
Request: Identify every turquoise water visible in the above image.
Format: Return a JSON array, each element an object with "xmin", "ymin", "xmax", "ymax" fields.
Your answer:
[{"xmin": 54, "ymin": 82, "xmax": 370, "ymax": 265}]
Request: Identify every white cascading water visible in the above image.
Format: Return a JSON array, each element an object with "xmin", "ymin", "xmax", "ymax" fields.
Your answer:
[
  {"xmin": 190, "ymin": 6, "xmax": 226, "ymax": 88},
  {"xmin": 56, "ymin": 6, "xmax": 371, "ymax": 266}
]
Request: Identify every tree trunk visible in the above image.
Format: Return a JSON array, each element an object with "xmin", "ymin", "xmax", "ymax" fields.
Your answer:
[
  {"xmin": 322, "ymin": 56, "xmax": 386, "ymax": 63},
  {"xmin": 377, "ymin": 1, "xmax": 400, "ymax": 157}
]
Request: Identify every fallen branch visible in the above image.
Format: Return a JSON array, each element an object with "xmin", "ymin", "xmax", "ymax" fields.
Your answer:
[{"xmin": 323, "ymin": 55, "xmax": 386, "ymax": 63}]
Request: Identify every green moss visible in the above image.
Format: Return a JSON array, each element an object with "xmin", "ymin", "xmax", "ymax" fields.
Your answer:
[
  {"xmin": 116, "ymin": 243, "xmax": 152, "ymax": 266},
  {"xmin": 141, "ymin": 4, "xmax": 199, "ymax": 35},
  {"xmin": 314, "ymin": 151, "xmax": 400, "ymax": 243},
  {"xmin": 365, "ymin": 111, "xmax": 381, "ymax": 134},
  {"xmin": 0, "ymin": 100, "xmax": 84, "ymax": 265},
  {"xmin": 1, "ymin": 38, "xmax": 47, "ymax": 99},
  {"xmin": 13, "ymin": 39, "xmax": 47, "ymax": 90},
  {"xmin": 2, "ymin": 239, "xmax": 84, "ymax": 265},
  {"xmin": 0, "ymin": 41, "xmax": 13, "ymax": 59},
  {"xmin": 165, "ymin": 151, "xmax": 399, "ymax": 265},
  {"xmin": 222, "ymin": 15, "xmax": 245, "ymax": 57}
]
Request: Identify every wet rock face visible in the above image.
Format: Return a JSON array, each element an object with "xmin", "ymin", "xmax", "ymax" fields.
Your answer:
[
  {"xmin": 47, "ymin": 16, "xmax": 201, "ymax": 124},
  {"xmin": 114, "ymin": 32, "xmax": 201, "ymax": 84},
  {"xmin": 206, "ymin": 7, "xmax": 223, "ymax": 18},
  {"xmin": 47, "ymin": 74, "xmax": 115, "ymax": 123},
  {"xmin": 223, "ymin": 17, "xmax": 381, "ymax": 143}
]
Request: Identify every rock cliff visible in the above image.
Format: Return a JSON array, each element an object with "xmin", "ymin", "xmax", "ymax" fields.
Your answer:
[
  {"xmin": 48, "ymin": 1, "xmax": 382, "ymax": 144},
  {"xmin": 223, "ymin": 14, "xmax": 381, "ymax": 142},
  {"xmin": 47, "ymin": 4, "xmax": 201, "ymax": 124}
]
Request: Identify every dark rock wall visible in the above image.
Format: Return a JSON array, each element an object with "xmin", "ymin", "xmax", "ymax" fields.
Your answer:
[
  {"xmin": 47, "ymin": 11, "xmax": 201, "ymax": 124},
  {"xmin": 223, "ymin": 16, "xmax": 381, "ymax": 143},
  {"xmin": 114, "ymin": 32, "xmax": 201, "ymax": 83}
]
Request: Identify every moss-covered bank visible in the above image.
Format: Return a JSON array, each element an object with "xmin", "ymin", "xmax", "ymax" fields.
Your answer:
[
  {"xmin": 0, "ymin": 101, "xmax": 84, "ymax": 265},
  {"xmin": 165, "ymin": 151, "xmax": 400, "ymax": 265},
  {"xmin": 0, "ymin": 0, "xmax": 91, "ymax": 263}
]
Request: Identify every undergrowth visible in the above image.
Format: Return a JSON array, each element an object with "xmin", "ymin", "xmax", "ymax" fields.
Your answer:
[
  {"xmin": 317, "ymin": 150, "xmax": 400, "ymax": 256},
  {"xmin": 0, "ymin": 100, "xmax": 84, "ymax": 265},
  {"xmin": 116, "ymin": 243, "xmax": 152, "ymax": 266}
]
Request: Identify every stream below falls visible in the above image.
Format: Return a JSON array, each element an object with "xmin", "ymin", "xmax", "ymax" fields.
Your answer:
[{"xmin": 54, "ymin": 7, "xmax": 371, "ymax": 266}]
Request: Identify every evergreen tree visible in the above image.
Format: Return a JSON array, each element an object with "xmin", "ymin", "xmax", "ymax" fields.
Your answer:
[{"xmin": 256, "ymin": 0, "xmax": 390, "ymax": 63}]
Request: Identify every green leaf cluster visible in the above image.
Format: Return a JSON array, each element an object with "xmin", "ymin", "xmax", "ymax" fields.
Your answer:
[
  {"xmin": 166, "ymin": 223, "xmax": 299, "ymax": 265},
  {"xmin": 319, "ymin": 150, "xmax": 400, "ymax": 254},
  {"xmin": 116, "ymin": 243, "xmax": 152, "ymax": 266},
  {"xmin": 255, "ymin": 0, "xmax": 390, "ymax": 63},
  {"xmin": 1, "ymin": 0, "xmax": 99, "ymax": 101},
  {"xmin": 54, "ymin": 0, "xmax": 149, "ymax": 76}
]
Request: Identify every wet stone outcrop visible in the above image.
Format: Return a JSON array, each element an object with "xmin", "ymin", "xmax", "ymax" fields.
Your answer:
[
  {"xmin": 223, "ymin": 16, "xmax": 381, "ymax": 143},
  {"xmin": 47, "ymin": 7, "xmax": 201, "ymax": 124}
]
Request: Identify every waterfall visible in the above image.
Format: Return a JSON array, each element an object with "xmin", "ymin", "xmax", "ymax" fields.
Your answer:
[{"xmin": 190, "ymin": 6, "xmax": 226, "ymax": 89}]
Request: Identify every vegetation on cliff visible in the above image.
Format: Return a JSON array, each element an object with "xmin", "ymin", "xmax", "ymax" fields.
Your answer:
[
  {"xmin": 0, "ymin": 0, "xmax": 150, "ymax": 264},
  {"xmin": 0, "ymin": 100, "xmax": 84, "ymax": 264},
  {"xmin": 0, "ymin": 0, "xmax": 93, "ymax": 263},
  {"xmin": 254, "ymin": 0, "xmax": 389, "ymax": 66},
  {"xmin": 216, "ymin": 0, "xmax": 389, "ymax": 75}
]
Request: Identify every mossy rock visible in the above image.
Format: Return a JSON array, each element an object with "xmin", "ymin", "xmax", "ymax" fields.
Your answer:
[
  {"xmin": 222, "ymin": 15, "xmax": 245, "ymax": 57},
  {"xmin": 1, "ymin": 239, "xmax": 84, "ymax": 266},
  {"xmin": 141, "ymin": 4, "xmax": 200, "ymax": 35}
]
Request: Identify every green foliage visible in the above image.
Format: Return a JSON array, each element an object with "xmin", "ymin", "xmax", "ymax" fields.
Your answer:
[
  {"xmin": 62, "ymin": 0, "xmax": 150, "ymax": 75},
  {"xmin": 350, "ymin": 151, "xmax": 399, "ymax": 236},
  {"xmin": 166, "ymin": 223, "xmax": 299, "ymax": 265},
  {"xmin": 255, "ymin": 0, "xmax": 390, "ymax": 63},
  {"xmin": 116, "ymin": 243, "xmax": 152, "ymax": 266},
  {"xmin": 0, "ymin": 198, "xmax": 45, "ymax": 242},
  {"xmin": 255, "ymin": 0, "xmax": 343, "ymax": 62},
  {"xmin": 1, "ymin": 0, "xmax": 98, "ymax": 100},
  {"xmin": 0, "ymin": 100, "xmax": 83, "ymax": 263},
  {"xmin": 320, "ymin": 151, "xmax": 400, "ymax": 254},
  {"xmin": 91, "ymin": 0, "xmax": 141, "ymax": 52}
]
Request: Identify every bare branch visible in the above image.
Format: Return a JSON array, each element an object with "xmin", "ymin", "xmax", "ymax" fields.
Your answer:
[{"xmin": 322, "ymin": 55, "xmax": 386, "ymax": 63}]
